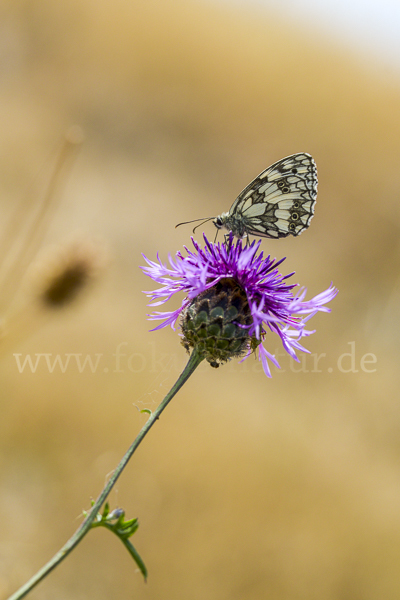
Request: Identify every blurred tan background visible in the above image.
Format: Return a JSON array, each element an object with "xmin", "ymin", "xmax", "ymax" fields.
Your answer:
[{"xmin": 1, "ymin": 0, "xmax": 400, "ymax": 598}]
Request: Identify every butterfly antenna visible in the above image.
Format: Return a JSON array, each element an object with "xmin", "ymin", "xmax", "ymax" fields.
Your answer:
[
  {"xmin": 192, "ymin": 217, "xmax": 215, "ymax": 233},
  {"xmin": 175, "ymin": 217, "xmax": 214, "ymax": 229}
]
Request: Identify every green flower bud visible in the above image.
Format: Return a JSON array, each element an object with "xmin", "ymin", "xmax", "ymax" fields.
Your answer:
[{"xmin": 181, "ymin": 278, "xmax": 259, "ymax": 368}]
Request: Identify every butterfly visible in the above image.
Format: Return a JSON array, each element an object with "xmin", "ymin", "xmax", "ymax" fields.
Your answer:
[{"xmin": 176, "ymin": 153, "xmax": 317, "ymax": 240}]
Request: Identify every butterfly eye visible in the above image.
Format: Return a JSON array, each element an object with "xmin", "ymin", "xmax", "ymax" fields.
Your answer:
[{"xmin": 291, "ymin": 213, "xmax": 299, "ymax": 221}]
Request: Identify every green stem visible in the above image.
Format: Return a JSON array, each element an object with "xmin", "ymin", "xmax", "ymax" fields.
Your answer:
[{"xmin": 8, "ymin": 350, "xmax": 203, "ymax": 600}]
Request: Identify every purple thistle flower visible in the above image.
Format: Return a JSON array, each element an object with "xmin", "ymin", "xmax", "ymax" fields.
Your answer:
[{"xmin": 141, "ymin": 235, "xmax": 337, "ymax": 377}]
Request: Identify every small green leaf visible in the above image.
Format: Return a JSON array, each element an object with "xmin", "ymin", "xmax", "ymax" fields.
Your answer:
[
  {"xmin": 122, "ymin": 539, "xmax": 148, "ymax": 581},
  {"xmin": 102, "ymin": 502, "xmax": 110, "ymax": 519},
  {"xmin": 90, "ymin": 503, "xmax": 147, "ymax": 580}
]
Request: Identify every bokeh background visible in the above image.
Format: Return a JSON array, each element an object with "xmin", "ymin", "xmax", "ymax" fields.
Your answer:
[{"xmin": 1, "ymin": 1, "xmax": 400, "ymax": 598}]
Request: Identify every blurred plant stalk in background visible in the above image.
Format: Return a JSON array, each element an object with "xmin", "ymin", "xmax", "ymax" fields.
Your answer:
[{"xmin": 0, "ymin": 126, "xmax": 105, "ymax": 355}]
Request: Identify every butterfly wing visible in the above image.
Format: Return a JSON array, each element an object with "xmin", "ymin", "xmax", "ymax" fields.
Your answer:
[{"xmin": 229, "ymin": 153, "xmax": 317, "ymax": 239}]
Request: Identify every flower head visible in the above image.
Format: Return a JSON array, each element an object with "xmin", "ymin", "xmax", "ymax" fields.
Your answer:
[
  {"xmin": 141, "ymin": 235, "xmax": 337, "ymax": 377},
  {"xmin": 31, "ymin": 239, "xmax": 106, "ymax": 308}
]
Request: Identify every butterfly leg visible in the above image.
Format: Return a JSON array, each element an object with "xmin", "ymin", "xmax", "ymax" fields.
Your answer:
[{"xmin": 223, "ymin": 233, "xmax": 234, "ymax": 251}]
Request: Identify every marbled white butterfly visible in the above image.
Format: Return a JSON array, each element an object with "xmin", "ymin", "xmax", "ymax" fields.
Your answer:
[{"xmin": 177, "ymin": 153, "xmax": 317, "ymax": 240}]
